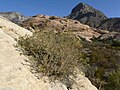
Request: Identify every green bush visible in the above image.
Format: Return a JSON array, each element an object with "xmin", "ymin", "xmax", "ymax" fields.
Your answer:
[
  {"xmin": 83, "ymin": 41, "xmax": 120, "ymax": 90},
  {"xmin": 112, "ymin": 40, "xmax": 120, "ymax": 46},
  {"xmin": 18, "ymin": 30, "xmax": 86, "ymax": 86},
  {"xmin": 105, "ymin": 71, "xmax": 120, "ymax": 90}
]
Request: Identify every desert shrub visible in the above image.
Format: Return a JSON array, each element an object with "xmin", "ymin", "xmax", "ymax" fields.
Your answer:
[
  {"xmin": 105, "ymin": 71, "xmax": 120, "ymax": 90},
  {"xmin": 112, "ymin": 40, "xmax": 120, "ymax": 46},
  {"xmin": 83, "ymin": 41, "xmax": 120, "ymax": 90},
  {"xmin": 49, "ymin": 16, "xmax": 58, "ymax": 20},
  {"xmin": 18, "ymin": 30, "xmax": 86, "ymax": 86}
]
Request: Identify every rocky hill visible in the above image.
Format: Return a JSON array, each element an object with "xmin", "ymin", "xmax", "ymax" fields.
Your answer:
[
  {"xmin": 21, "ymin": 14, "xmax": 100, "ymax": 41},
  {"xmin": 66, "ymin": 2, "xmax": 120, "ymax": 33},
  {"xmin": 0, "ymin": 12, "xmax": 29, "ymax": 24},
  {"xmin": 0, "ymin": 16, "xmax": 98, "ymax": 90},
  {"xmin": 66, "ymin": 3, "xmax": 107, "ymax": 28},
  {"xmin": 98, "ymin": 18, "xmax": 120, "ymax": 32},
  {"xmin": 1, "ymin": 3, "xmax": 120, "ymax": 33}
]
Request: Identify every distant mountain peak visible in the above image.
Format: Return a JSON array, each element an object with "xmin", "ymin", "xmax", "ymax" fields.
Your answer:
[
  {"xmin": 0, "ymin": 11, "xmax": 30, "ymax": 24},
  {"xmin": 71, "ymin": 2, "xmax": 93, "ymax": 13},
  {"xmin": 67, "ymin": 2, "xmax": 107, "ymax": 28}
]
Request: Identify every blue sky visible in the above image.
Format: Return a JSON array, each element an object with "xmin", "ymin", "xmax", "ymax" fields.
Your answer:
[{"xmin": 0, "ymin": 0, "xmax": 120, "ymax": 17}]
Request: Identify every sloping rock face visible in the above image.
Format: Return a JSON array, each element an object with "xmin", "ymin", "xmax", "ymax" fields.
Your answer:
[
  {"xmin": 0, "ymin": 16, "xmax": 41, "ymax": 90},
  {"xmin": 0, "ymin": 12, "xmax": 29, "ymax": 24},
  {"xmin": 98, "ymin": 18, "xmax": 120, "ymax": 32},
  {"xmin": 21, "ymin": 15, "xmax": 100, "ymax": 41},
  {"xmin": 66, "ymin": 3, "xmax": 107, "ymax": 28},
  {"xmin": 0, "ymin": 16, "xmax": 98, "ymax": 90},
  {"xmin": 0, "ymin": 29, "xmax": 42, "ymax": 90}
]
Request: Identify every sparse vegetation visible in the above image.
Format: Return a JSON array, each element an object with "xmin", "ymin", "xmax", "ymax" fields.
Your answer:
[
  {"xmin": 83, "ymin": 41, "xmax": 120, "ymax": 90},
  {"xmin": 105, "ymin": 71, "xmax": 120, "ymax": 90},
  {"xmin": 18, "ymin": 30, "xmax": 87, "ymax": 87},
  {"xmin": 17, "ymin": 30, "xmax": 120, "ymax": 89}
]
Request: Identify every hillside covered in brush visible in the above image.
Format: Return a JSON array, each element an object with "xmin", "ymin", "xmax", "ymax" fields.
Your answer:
[{"xmin": 0, "ymin": 2, "xmax": 120, "ymax": 90}]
